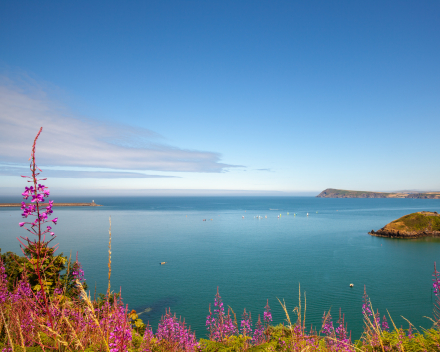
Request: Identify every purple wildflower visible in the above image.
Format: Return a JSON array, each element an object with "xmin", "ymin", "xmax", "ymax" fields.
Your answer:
[
  {"xmin": 157, "ymin": 308, "xmax": 198, "ymax": 351},
  {"xmin": 263, "ymin": 299, "xmax": 272, "ymax": 328},
  {"xmin": 321, "ymin": 311, "xmax": 334, "ymax": 337},
  {"xmin": 240, "ymin": 308, "xmax": 252, "ymax": 337},
  {"xmin": 433, "ymin": 262, "xmax": 440, "ymax": 295},
  {"xmin": 252, "ymin": 315, "xmax": 265, "ymax": 345},
  {"xmin": 206, "ymin": 288, "xmax": 237, "ymax": 341},
  {"xmin": 381, "ymin": 315, "xmax": 389, "ymax": 332},
  {"xmin": 362, "ymin": 285, "xmax": 373, "ymax": 317},
  {"xmin": 408, "ymin": 324, "xmax": 414, "ymax": 339}
]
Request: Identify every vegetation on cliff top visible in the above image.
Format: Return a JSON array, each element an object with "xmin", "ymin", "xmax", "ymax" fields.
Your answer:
[{"xmin": 384, "ymin": 212, "xmax": 440, "ymax": 232}]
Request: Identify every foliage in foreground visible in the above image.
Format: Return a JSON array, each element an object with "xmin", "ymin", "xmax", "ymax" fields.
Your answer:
[{"xmin": 1, "ymin": 127, "xmax": 440, "ymax": 351}]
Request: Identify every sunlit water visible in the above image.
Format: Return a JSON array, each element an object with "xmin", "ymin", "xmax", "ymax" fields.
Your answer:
[{"xmin": 1, "ymin": 196, "xmax": 440, "ymax": 339}]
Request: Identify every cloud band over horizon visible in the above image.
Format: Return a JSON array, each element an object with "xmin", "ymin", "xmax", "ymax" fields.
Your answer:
[{"xmin": 0, "ymin": 83, "xmax": 242, "ymax": 176}]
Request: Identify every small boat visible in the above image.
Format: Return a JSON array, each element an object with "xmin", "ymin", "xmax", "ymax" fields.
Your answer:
[
  {"xmin": 160, "ymin": 262, "xmax": 167, "ymax": 265},
  {"xmin": 349, "ymin": 283, "xmax": 354, "ymax": 287},
  {"xmin": 307, "ymin": 213, "xmax": 309, "ymax": 216}
]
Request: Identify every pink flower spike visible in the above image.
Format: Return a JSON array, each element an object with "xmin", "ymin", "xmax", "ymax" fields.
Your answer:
[
  {"xmin": 52, "ymin": 217, "xmax": 58, "ymax": 224},
  {"xmin": 19, "ymin": 222, "xmax": 25, "ymax": 227}
]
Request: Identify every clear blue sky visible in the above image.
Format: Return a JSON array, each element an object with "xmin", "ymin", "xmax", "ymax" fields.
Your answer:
[{"xmin": 1, "ymin": 1, "xmax": 439, "ymax": 195}]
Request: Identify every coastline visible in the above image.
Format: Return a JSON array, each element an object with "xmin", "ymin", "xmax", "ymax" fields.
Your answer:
[{"xmin": 369, "ymin": 229, "xmax": 440, "ymax": 239}]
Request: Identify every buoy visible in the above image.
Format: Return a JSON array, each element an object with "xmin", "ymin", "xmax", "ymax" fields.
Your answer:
[
  {"xmin": 350, "ymin": 283, "xmax": 354, "ymax": 287},
  {"xmin": 160, "ymin": 262, "xmax": 167, "ymax": 265}
]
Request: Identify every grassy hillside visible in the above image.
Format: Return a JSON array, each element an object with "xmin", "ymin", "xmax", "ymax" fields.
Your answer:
[{"xmin": 385, "ymin": 212, "xmax": 440, "ymax": 232}]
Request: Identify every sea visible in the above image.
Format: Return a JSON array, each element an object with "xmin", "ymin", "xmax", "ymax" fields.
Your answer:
[{"xmin": 1, "ymin": 196, "xmax": 440, "ymax": 340}]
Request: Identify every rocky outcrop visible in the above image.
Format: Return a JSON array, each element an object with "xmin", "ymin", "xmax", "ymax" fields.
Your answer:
[
  {"xmin": 369, "ymin": 211, "xmax": 440, "ymax": 238},
  {"xmin": 369, "ymin": 228, "xmax": 440, "ymax": 239}
]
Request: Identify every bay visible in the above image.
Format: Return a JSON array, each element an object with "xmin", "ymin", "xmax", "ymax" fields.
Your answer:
[{"xmin": 1, "ymin": 196, "xmax": 440, "ymax": 339}]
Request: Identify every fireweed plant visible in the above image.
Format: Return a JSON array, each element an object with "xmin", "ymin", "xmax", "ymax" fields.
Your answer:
[
  {"xmin": 17, "ymin": 127, "xmax": 59, "ymax": 328},
  {"xmin": 1, "ymin": 128, "xmax": 440, "ymax": 351}
]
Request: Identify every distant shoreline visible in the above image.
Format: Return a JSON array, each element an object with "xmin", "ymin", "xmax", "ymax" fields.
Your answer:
[
  {"xmin": 0, "ymin": 202, "xmax": 102, "ymax": 207},
  {"xmin": 316, "ymin": 188, "xmax": 440, "ymax": 199}
]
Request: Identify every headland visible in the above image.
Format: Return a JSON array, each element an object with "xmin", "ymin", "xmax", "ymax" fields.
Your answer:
[
  {"xmin": 369, "ymin": 211, "xmax": 440, "ymax": 238},
  {"xmin": 317, "ymin": 188, "xmax": 440, "ymax": 199}
]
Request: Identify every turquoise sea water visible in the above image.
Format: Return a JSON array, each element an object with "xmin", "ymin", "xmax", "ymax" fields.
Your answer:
[{"xmin": 1, "ymin": 196, "xmax": 440, "ymax": 339}]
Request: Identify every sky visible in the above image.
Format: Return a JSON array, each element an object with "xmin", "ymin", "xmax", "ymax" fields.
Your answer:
[{"xmin": 1, "ymin": 1, "xmax": 439, "ymax": 196}]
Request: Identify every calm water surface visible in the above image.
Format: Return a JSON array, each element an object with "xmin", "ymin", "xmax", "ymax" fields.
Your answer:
[{"xmin": 1, "ymin": 196, "xmax": 440, "ymax": 339}]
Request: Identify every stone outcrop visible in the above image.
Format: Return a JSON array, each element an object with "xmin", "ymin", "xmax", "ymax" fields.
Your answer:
[{"xmin": 369, "ymin": 211, "xmax": 440, "ymax": 238}]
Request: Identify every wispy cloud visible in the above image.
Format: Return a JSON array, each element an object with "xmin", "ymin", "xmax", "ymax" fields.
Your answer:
[
  {"xmin": 255, "ymin": 168, "xmax": 271, "ymax": 172},
  {"xmin": 0, "ymin": 82, "xmax": 239, "ymax": 174},
  {"xmin": 0, "ymin": 164, "xmax": 177, "ymax": 178}
]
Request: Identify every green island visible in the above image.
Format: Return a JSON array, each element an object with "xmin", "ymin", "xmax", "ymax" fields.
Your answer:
[
  {"xmin": 316, "ymin": 188, "xmax": 440, "ymax": 199},
  {"xmin": 370, "ymin": 211, "xmax": 440, "ymax": 238}
]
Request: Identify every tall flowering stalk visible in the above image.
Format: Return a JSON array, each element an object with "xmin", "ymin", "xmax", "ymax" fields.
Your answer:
[
  {"xmin": 205, "ymin": 288, "xmax": 237, "ymax": 341},
  {"xmin": 263, "ymin": 299, "xmax": 272, "ymax": 335},
  {"xmin": 240, "ymin": 308, "xmax": 252, "ymax": 338},
  {"xmin": 433, "ymin": 262, "xmax": 440, "ymax": 324},
  {"xmin": 335, "ymin": 308, "xmax": 352, "ymax": 351},
  {"xmin": 17, "ymin": 127, "xmax": 57, "ymax": 328},
  {"xmin": 362, "ymin": 285, "xmax": 373, "ymax": 317},
  {"xmin": 321, "ymin": 310, "xmax": 335, "ymax": 339},
  {"xmin": 252, "ymin": 315, "xmax": 265, "ymax": 345}
]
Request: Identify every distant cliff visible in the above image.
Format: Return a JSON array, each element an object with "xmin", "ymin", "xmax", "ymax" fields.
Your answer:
[
  {"xmin": 316, "ymin": 188, "xmax": 440, "ymax": 199},
  {"xmin": 369, "ymin": 211, "xmax": 440, "ymax": 238}
]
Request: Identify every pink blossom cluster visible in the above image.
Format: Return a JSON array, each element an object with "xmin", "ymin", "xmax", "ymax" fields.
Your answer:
[
  {"xmin": 155, "ymin": 308, "xmax": 198, "ymax": 351},
  {"xmin": 433, "ymin": 262, "xmax": 440, "ymax": 295},
  {"xmin": 205, "ymin": 288, "xmax": 237, "ymax": 341},
  {"xmin": 240, "ymin": 308, "xmax": 252, "ymax": 337},
  {"xmin": 109, "ymin": 305, "xmax": 132, "ymax": 352},
  {"xmin": 252, "ymin": 315, "xmax": 265, "ymax": 345},
  {"xmin": 19, "ymin": 185, "xmax": 56, "ymax": 235}
]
